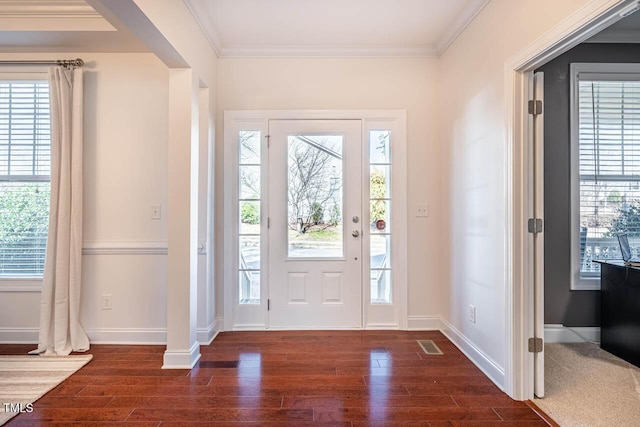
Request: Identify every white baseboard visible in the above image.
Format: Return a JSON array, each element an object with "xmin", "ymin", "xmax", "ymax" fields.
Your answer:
[
  {"xmin": 440, "ymin": 318, "xmax": 506, "ymax": 391},
  {"xmin": 197, "ymin": 317, "xmax": 221, "ymax": 345},
  {"xmin": 162, "ymin": 341, "xmax": 201, "ymax": 369},
  {"xmin": 0, "ymin": 327, "xmax": 168, "ymax": 345},
  {"xmin": 365, "ymin": 323, "xmax": 400, "ymax": 329},
  {"xmin": 544, "ymin": 324, "xmax": 600, "ymax": 343},
  {"xmin": 230, "ymin": 324, "xmax": 267, "ymax": 331},
  {"xmin": 407, "ymin": 315, "xmax": 442, "ymax": 330},
  {"xmin": 0, "ymin": 327, "xmax": 39, "ymax": 344},
  {"xmin": 86, "ymin": 328, "xmax": 166, "ymax": 344}
]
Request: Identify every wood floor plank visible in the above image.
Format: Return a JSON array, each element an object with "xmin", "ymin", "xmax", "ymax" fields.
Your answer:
[
  {"xmin": 62, "ymin": 375, "xmax": 212, "ymax": 386},
  {"xmin": 1, "ymin": 331, "xmax": 552, "ymax": 426},
  {"xmin": 313, "ymin": 407, "xmax": 502, "ymax": 422},
  {"xmin": 104, "ymin": 395, "xmax": 284, "ymax": 409},
  {"xmin": 452, "ymin": 395, "xmax": 529, "ymax": 408},
  {"xmin": 32, "ymin": 396, "xmax": 114, "ymax": 408},
  {"xmin": 159, "ymin": 423, "xmax": 351, "ymax": 427},
  {"xmin": 204, "ymin": 374, "xmax": 366, "ymax": 387},
  {"xmin": 281, "ymin": 395, "xmax": 458, "ymax": 409},
  {"xmin": 493, "ymin": 407, "xmax": 544, "ymax": 421},
  {"xmin": 7, "ymin": 422, "xmax": 160, "ymax": 427},
  {"xmin": 365, "ymin": 375, "xmax": 495, "ymax": 386},
  {"xmin": 126, "ymin": 408, "xmax": 314, "ymax": 422},
  {"xmin": 13, "ymin": 407, "xmax": 133, "ymax": 422}
]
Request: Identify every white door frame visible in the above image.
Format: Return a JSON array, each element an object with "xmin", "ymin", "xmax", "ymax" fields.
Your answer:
[
  {"xmin": 506, "ymin": 0, "xmax": 637, "ymax": 400},
  {"xmin": 223, "ymin": 110, "xmax": 407, "ymax": 332}
]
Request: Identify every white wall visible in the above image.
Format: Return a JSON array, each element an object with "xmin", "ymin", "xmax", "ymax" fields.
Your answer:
[
  {"xmin": 439, "ymin": 0, "xmax": 591, "ymax": 384},
  {"xmin": 0, "ymin": 52, "xmax": 170, "ymax": 343},
  {"xmin": 216, "ymin": 57, "xmax": 445, "ymax": 323}
]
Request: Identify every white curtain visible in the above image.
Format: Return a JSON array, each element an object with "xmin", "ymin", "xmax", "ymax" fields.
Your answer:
[{"xmin": 31, "ymin": 67, "xmax": 89, "ymax": 356}]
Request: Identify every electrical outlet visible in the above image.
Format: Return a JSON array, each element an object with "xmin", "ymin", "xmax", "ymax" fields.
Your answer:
[
  {"xmin": 151, "ymin": 205, "xmax": 162, "ymax": 220},
  {"xmin": 417, "ymin": 203, "xmax": 429, "ymax": 217},
  {"xmin": 469, "ymin": 304, "xmax": 476, "ymax": 324},
  {"xmin": 101, "ymin": 294, "xmax": 112, "ymax": 310}
]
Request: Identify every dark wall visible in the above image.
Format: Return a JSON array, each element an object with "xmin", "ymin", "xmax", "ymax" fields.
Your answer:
[{"xmin": 537, "ymin": 43, "xmax": 640, "ymax": 326}]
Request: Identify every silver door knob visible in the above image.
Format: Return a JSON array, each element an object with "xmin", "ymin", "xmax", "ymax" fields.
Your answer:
[{"xmin": 352, "ymin": 230, "xmax": 360, "ymax": 238}]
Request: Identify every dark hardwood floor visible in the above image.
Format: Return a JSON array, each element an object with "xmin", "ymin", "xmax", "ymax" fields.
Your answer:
[{"xmin": 1, "ymin": 331, "xmax": 551, "ymax": 426}]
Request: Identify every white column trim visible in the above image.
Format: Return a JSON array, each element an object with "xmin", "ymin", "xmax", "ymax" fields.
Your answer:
[{"xmin": 162, "ymin": 341, "xmax": 201, "ymax": 369}]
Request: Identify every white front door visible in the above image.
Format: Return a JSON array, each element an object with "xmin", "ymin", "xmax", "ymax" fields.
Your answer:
[{"xmin": 268, "ymin": 120, "xmax": 363, "ymax": 328}]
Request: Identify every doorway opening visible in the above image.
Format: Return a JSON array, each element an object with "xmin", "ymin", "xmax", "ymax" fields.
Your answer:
[{"xmin": 509, "ymin": 0, "xmax": 640, "ymax": 401}]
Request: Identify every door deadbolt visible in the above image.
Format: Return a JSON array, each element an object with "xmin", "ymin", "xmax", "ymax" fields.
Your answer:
[{"xmin": 352, "ymin": 216, "xmax": 360, "ymax": 223}]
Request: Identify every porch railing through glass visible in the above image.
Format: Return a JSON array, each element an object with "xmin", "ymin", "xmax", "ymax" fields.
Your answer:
[{"xmin": 580, "ymin": 235, "xmax": 632, "ymax": 275}]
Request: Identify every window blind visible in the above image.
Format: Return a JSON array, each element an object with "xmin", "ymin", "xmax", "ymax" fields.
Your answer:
[{"xmin": 0, "ymin": 80, "xmax": 50, "ymax": 276}]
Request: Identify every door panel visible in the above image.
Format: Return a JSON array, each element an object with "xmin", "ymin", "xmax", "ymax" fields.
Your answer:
[{"xmin": 268, "ymin": 120, "xmax": 362, "ymax": 328}]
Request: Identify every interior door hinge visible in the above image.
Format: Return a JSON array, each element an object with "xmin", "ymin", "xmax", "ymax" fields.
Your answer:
[
  {"xmin": 267, "ymin": 299, "xmax": 270, "ymax": 311},
  {"xmin": 266, "ymin": 134, "xmax": 270, "ymax": 148},
  {"xmin": 528, "ymin": 100, "xmax": 543, "ymax": 116},
  {"xmin": 528, "ymin": 218, "xmax": 543, "ymax": 234},
  {"xmin": 528, "ymin": 337, "xmax": 543, "ymax": 353},
  {"xmin": 267, "ymin": 217, "xmax": 270, "ymax": 229}
]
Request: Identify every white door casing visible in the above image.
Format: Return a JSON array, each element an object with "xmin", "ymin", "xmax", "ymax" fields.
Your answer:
[
  {"xmin": 268, "ymin": 120, "xmax": 363, "ymax": 329},
  {"xmin": 223, "ymin": 110, "xmax": 407, "ymax": 332}
]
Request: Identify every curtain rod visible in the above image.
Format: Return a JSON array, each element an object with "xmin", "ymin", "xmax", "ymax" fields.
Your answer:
[{"xmin": 0, "ymin": 58, "xmax": 84, "ymax": 68}]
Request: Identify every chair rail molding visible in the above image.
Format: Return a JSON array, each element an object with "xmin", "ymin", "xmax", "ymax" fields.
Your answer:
[{"xmin": 81, "ymin": 240, "xmax": 168, "ymax": 255}]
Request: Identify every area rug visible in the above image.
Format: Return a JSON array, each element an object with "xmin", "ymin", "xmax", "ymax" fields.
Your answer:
[
  {"xmin": 0, "ymin": 354, "xmax": 92, "ymax": 426},
  {"xmin": 535, "ymin": 342, "xmax": 640, "ymax": 427}
]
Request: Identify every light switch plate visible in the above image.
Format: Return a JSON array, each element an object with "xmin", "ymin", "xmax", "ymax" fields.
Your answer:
[{"xmin": 151, "ymin": 205, "xmax": 161, "ymax": 220}]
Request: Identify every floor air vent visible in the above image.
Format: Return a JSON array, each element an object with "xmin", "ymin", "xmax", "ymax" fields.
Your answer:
[{"xmin": 417, "ymin": 339, "xmax": 443, "ymax": 355}]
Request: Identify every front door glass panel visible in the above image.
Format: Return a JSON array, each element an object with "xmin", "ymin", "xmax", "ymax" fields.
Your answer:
[{"xmin": 287, "ymin": 134, "xmax": 344, "ymax": 258}]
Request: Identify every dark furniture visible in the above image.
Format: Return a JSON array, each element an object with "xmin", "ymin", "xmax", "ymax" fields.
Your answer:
[{"xmin": 595, "ymin": 260, "xmax": 640, "ymax": 368}]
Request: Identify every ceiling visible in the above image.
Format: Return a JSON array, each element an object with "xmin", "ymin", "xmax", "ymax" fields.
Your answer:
[
  {"xmin": 184, "ymin": 0, "xmax": 491, "ymax": 57},
  {"xmin": 4, "ymin": 1, "xmax": 640, "ymax": 58},
  {"xmin": 0, "ymin": 0, "xmax": 490, "ymax": 57}
]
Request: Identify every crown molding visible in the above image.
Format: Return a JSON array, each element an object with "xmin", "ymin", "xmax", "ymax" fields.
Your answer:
[
  {"xmin": 219, "ymin": 45, "xmax": 437, "ymax": 58},
  {"xmin": 435, "ymin": 0, "xmax": 490, "ymax": 56},
  {"xmin": 0, "ymin": 0, "xmax": 100, "ymax": 18},
  {"xmin": 184, "ymin": 0, "xmax": 222, "ymax": 57},
  {"xmin": 185, "ymin": 0, "xmax": 489, "ymax": 58}
]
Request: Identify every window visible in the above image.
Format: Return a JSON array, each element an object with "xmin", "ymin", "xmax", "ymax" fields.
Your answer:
[
  {"xmin": 571, "ymin": 63, "xmax": 640, "ymax": 289},
  {"xmin": 370, "ymin": 130, "xmax": 392, "ymax": 303},
  {"xmin": 0, "ymin": 78, "xmax": 50, "ymax": 277},
  {"xmin": 238, "ymin": 130, "xmax": 261, "ymax": 303}
]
